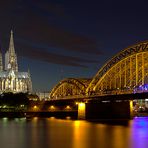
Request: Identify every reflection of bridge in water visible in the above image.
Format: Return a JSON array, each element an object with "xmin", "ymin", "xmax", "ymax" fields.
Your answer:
[{"xmin": 45, "ymin": 41, "xmax": 148, "ymax": 119}]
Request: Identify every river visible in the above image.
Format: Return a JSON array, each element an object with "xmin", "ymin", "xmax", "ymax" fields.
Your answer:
[{"xmin": 0, "ymin": 116, "xmax": 148, "ymax": 148}]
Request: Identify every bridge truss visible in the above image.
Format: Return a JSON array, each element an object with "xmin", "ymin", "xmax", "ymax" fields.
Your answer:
[
  {"xmin": 87, "ymin": 41, "xmax": 148, "ymax": 95},
  {"xmin": 50, "ymin": 41, "xmax": 148, "ymax": 99},
  {"xmin": 49, "ymin": 78, "xmax": 91, "ymax": 99}
]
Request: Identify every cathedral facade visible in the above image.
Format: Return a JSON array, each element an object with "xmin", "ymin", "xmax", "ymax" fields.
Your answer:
[{"xmin": 0, "ymin": 30, "xmax": 32, "ymax": 93}]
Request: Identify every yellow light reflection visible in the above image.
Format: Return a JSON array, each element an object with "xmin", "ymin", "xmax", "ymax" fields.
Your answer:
[
  {"xmin": 33, "ymin": 117, "xmax": 38, "ymax": 120},
  {"xmin": 74, "ymin": 121, "xmax": 80, "ymax": 127},
  {"xmin": 72, "ymin": 120, "xmax": 88, "ymax": 148},
  {"xmin": 50, "ymin": 117, "xmax": 55, "ymax": 120}
]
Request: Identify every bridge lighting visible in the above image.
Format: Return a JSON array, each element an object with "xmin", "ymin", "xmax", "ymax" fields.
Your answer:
[
  {"xmin": 79, "ymin": 102, "xmax": 85, "ymax": 109},
  {"xmin": 65, "ymin": 105, "xmax": 71, "ymax": 109},
  {"xmin": 49, "ymin": 105, "xmax": 55, "ymax": 110},
  {"xmin": 78, "ymin": 102, "xmax": 86, "ymax": 119},
  {"xmin": 130, "ymin": 100, "xmax": 133, "ymax": 116},
  {"xmin": 33, "ymin": 105, "xmax": 38, "ymax": 110},
  {"xmin": 134, "ymin": 84, "xmax": 148, "ymax": 92}
]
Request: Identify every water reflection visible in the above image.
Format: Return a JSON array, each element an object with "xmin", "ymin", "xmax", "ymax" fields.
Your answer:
[
  {"xmin": 130, "ymin": 117, "xmax": 148, "ymax": 148},
  {"xmin": 73, "ymin": 120, "xmax": 88, "ymax": 148},
  {"xmin": 0, "ymin": 117, "xmax": 147, "ymax": 148},
  {"xmin": 72, "ymin": 120, "xmax": 130, "ymax": 148}
]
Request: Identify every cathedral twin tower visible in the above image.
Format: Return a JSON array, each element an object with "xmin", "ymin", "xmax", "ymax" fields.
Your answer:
[{"xmin": 0, "ymin": 30, "xmax": 32, "ymax": 93}]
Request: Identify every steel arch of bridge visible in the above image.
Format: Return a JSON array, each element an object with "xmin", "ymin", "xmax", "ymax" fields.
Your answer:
[
  {"xmin": 86, "ymin": 41, "xmax": 148, "ymax": 94},
  {"xmin": 49, "ymin": 78, "xmax": 86, "ymax": 99}
]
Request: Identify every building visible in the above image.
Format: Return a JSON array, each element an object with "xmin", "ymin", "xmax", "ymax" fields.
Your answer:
[
  {"xmin": 35, "ymin": 92, "xmax": 50, "ymax": 100},
  {"xmin": 0, "ymin": 30, "xmax": 32, "ymax": 93}
]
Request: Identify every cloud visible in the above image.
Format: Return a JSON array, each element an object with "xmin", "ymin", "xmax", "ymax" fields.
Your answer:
[
  {"xmin": 16, "ymin": 43, "xmax": 99, "ymax": 68},
  {"xmin": 16, "ymin": 20, "xmax": 101, "ymax": 55}
]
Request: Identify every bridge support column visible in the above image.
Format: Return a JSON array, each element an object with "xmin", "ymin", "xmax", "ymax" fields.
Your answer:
[
  {"xmin": 129, "ymin": 100, "xmax": 134, "ymax": 118},
  {"xmin": 78, "ymin": 102, "xmax": 86, "ymax": 119}
]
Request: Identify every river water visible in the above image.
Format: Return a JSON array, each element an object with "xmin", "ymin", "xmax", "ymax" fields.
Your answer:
[{"xmin": 0, "ymin": 117, "xmax": 148, "ymax": 148}]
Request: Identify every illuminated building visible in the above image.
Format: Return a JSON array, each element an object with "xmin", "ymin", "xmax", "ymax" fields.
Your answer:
[{"xmin": 0, "ymin": 30, "xmax": 32, "ymax": 93}]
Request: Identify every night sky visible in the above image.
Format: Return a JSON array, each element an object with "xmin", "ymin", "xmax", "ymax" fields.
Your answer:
[{"xmin": 0, "ymin": 0, "xmax": 147, "ymax": 92}]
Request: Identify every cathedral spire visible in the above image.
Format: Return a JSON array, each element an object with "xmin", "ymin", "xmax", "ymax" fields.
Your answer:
[
  {"xmin": 9, "ymin": 30, "xmax": 15, "ymax": 56},
  {"xmin": 5, "ymin": 30, "xmax": 18, "ymax": 71}
]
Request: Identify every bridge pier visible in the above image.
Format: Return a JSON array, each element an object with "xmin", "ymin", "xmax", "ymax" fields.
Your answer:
[
  {"xmin": 129, "ymin": 100, "xmax": 133, "ymax": 117},
  {"xmin": 78, "ymin": 102, "xmax": 86, "ymax": 119},
  {"xmin": 78, "ymin": 100, "xmax": 133, "ymax": 120}
]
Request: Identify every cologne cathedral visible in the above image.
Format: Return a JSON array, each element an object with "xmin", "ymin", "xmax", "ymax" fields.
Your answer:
[{"xmin": 0, "ymin": 30, "xmax": 32, "ymax": 93}]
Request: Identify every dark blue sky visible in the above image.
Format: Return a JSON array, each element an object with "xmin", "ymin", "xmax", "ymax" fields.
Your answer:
[{"xmin": 0, "ymin": 0, "xmax": 147, "ymax": 92}]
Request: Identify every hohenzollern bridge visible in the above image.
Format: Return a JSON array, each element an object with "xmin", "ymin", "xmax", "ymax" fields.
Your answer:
[
  {"xmin": 28, "ymin": 41, "xmax": 148, "ymax": 119},
  {"xmin": 49, "ymin": 41, "xmax": 148, "ymax": 100}
]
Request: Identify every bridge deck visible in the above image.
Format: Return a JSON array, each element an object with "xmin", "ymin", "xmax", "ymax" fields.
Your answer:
[{"xmin": 50, "ymin": 92, "xmax": 148, "ymax": 102}]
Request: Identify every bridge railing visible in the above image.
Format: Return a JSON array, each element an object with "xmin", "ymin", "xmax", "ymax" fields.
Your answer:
[
  {"xmin": 50, "ymin": 89, "xmax": 148, "ymax": 100},
  {"xmin": 50, "ymin": 94, "xmax": 85, "ymax": 100}
]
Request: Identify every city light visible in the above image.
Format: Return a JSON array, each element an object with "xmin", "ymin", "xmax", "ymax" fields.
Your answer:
[
  {"xmin": 20, "ymin": 105, "xmax": 25, "ymax": 108},
  {"xmin": 134, "ymin": 84, "xmax": 148, "ymax": 93}
]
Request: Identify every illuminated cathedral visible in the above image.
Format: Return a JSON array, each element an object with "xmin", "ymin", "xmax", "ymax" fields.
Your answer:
[{"xmin": 0, "ymin": 30, "xmax": 32, "ymax": 93}]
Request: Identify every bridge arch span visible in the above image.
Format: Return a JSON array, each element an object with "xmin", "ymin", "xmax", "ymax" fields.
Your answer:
[
  {"xmin": 49, "ymin": 78, "xmax": 91, "ymax": 99},
  {"xmin": 87, "ymin": 41, "xmax": 148, "ymax": 94}
]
